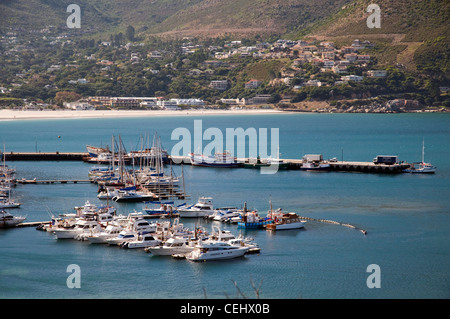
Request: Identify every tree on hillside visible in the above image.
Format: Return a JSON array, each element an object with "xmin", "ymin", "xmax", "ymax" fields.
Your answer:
[
  {"xmin": 126, "ymin": 25, "xmax": 135, "ymax": 42},
  {"xmin": 54, "ymin": 91, "xmax": 82, "ymax": 107}
]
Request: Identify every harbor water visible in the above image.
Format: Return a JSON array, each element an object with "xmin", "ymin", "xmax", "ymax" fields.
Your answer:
[{"xmin": 1, "ymin": 113, "xmax": 449, "ymax": 299}]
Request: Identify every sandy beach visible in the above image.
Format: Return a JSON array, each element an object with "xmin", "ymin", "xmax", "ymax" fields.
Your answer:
[{"xmin": 0, "ymin": 108, "xmax": 287, "ymax": 121}]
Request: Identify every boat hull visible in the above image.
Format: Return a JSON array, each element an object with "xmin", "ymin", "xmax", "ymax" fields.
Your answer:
[
  {"xmin": 266, "ymin": 221, "xmax": 306, "ymax": 231},
  {"xmin": 186, "ymin": 247, "xmax": 248, "ymax": 261},
  {"xmin": 237, "ymin": 220, "xmax": 273, "ymax": 229},
  {"xmin": 178, "ymin": 210, "xmax": 215, "ymax": 218},
  {"xmin": 148, "ymin": 246, "xmax": 194, "ymax": 256},
  {"xmin": 0, "ymin": 217, "xmax": 26, "ymax": 228}
]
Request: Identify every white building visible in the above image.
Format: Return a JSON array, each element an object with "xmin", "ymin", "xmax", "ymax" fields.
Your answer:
[
  {"xmin": 170, "ymin": 98, "xmax": 205, "ymax": 107},
  {"xmin": 157, "ymin": 100, "xmax": 180, "ymax": 110},
  {"xmin": 209, "ymin": 80, "xmax": 228, "ymax": 90},
  {"xmin": 341, "ymin": 75, "xmax": 364, "ymax": 82},
  {"xmin": 245, "ymin": 79, "xmax": 262, "ymax": 89},
  {"xmin": 63, "ymin": 101, "xmax": 94, "ymax": 110},
  {"xmin": 367, "ymin": 70, "xmax": 387, "ymax": 78}
]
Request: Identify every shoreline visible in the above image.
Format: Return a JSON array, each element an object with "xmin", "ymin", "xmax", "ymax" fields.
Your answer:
[{"xmin": 0, "ymin": 108, "xmax": 289, "ymax": 121}]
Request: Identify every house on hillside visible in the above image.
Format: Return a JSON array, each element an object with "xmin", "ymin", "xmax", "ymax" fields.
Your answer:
[
  {"xmin": 245, "ymin": 79, "xmax": 262, "ymax": 89},
  {"xmin": 367, "ymin": 70, "xmax": 387, "ymax": 78},
  {"xmin": 209, "ymin": 80, "xmax": 228, "ymax": 90}
]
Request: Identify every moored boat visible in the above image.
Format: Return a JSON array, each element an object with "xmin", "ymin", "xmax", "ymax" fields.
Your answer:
[
  {"xmin": 237, "ymin": 203, "xmax": 272, "ymax": 229},
  {"xmin": 178, "ymin": 197, "xmax": 215, "ymax": 218},
  {"xmin": 190, "ymin": 151, "xmax": 241, "ymax": 168},
  {"xmin": 300, "ymin": 161, "xmax": 331, "ymax": 171},
  {"xmin": 185, "ymin": 240, "xmax": 248, "ymax": 261},
  {"xmin": 0, "ymin": 209, "xmax": 26, "ymax": 228},
  {"xmin": 403, "ymin": 140, "xmax": 436, "ymax": 174},
  {"xmin": 266, "ymin": 212, "xmax": 306, "ymax": 231},
  {"xmin": 121, "ymin": 233, "xmax": 162, "ymax": 249},
  {"xmin": 0, "ymin": 198, "xmax": 21, "ymax": 208},
  {"xmin": 86, "ymin": 145, "xmax": 110, "ymax": 158},
  {"xmin": 145, "ymin": 236, "xmax": 195, "ymax": 256}
]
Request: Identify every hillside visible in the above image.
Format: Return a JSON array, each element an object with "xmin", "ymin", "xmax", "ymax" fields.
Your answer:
[
  {"xmin": 0, "ymin": 0, "xmax": 351, "ymax": 38},
  {"xmin": 302, "ymin": 0, "xmax": 450, "ymax": 74}
]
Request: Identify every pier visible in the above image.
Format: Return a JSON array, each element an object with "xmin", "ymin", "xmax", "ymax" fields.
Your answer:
[
  {"xmin": 16, "ymin": 221, "xmax": 51, "ymax": 228},
  {"xmin": 3, "ymin": 152, "xmax": 88, "ymax": 161},
  {"xmin": 169, "ymin": 156, "xmax": 410, "ymax": 174},
  {"xmin": 16, "ymin": 179, "xmax": 92, "ymax": 184},
  {"xmin": 4, "ymin": 152, "xmax": 410, "ymax": 174}
]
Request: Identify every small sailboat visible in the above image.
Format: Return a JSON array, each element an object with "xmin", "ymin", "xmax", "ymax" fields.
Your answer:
[{"xmin": 403, "ymin": 139, "xmax": 436, "ymax": 174}]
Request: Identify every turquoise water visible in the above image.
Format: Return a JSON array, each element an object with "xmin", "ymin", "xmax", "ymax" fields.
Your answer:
[{"xmin": 0, "ymin": 113, "xmax": 449, "ymax": 299}]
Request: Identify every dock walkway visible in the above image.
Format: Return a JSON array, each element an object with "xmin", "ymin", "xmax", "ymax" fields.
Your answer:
[{"xmin": 4, "ymin": 152, "xmax": 410, "ymax": 174}]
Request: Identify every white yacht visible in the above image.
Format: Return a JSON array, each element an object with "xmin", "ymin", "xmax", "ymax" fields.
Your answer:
[
  {"xmin": 212, "ymin": 210, "xmax": 240, "ymax": 222},
  {"xmin": 106, "ymin": 217, "xmax": 157, "ymax": 245},
  {"xmin": 146, "ymin": 237, "xmax": 196, "ymax": 256},
  {"xmin": 53, "ymin": 219, "xmax": 102, "ymax": 239},
  {"xmin": 184, "ymin": 225, "xmax": 249, "ymax": 261},
  {"xmin": 0, "ymin": 209, "xmax": 26, "ymax": 228},
  {"xmin": 185, "ymin": 241, "xmax": 248, "ymax": 262},
  {"xmin": 107, "ymin": 229, "xmax": 138, "ymax": 245},
  {"xmin": 228, "ymin": 236, "xmax": 260, "ymax": 254},
  {"xmin": 0, "ymin": 199, "xmax": 21, "ymax": 208},
  {"xmin": 86, "ymin": 224, "xmax": 123, "ymax": 244},
  {"xmin": 178, "ymin": 197, "xmax": 215, "ymax": 218},
  {"xmin": 121, "ymin": 234, "xmax": 161, "ymax": 249},
  {"xmin": 112, "ymin": 188, "xmax": 157, "ymax": 202}
]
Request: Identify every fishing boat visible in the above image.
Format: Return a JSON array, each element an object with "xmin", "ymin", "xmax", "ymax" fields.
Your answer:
[
  {"xmin": 178, "ymin": 197, "xmax": 215, "ymax": 218},
  {"xmin": 237, "ymin": 202, "xmax": 272, "ymax": 229},
  {"xmin": 0, "ymin": 209, "xmax": 26, "ymax": 228},
  {"xmin": 403, "ymin": 140, "xmax": 436, "ymax": 174},
  {"xmin": 190, "ymin": 151, "xmax": 241, "ymax": 168},
  {"xmin": 266, "ymin": 212, "xmax": 306, "ymax": 231}
]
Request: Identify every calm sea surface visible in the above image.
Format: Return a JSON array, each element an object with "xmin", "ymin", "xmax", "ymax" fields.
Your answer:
[{"xmin": 0, "ymin": 113, "xmax": 449, "ymax": 299}]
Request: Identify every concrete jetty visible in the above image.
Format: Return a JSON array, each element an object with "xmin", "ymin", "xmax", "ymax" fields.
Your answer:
[
  {"xmin": 3, "ymin": 152, "xmax": 410, "ymax": 174},
  {"xmin": 3, "ymin": 152, "xmax": 88, "ymax": 161}
]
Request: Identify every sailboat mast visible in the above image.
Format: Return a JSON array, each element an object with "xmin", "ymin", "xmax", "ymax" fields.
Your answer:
[{"xmin": 422, "ymin": 138, "xmax": 425, "ymax": 163}]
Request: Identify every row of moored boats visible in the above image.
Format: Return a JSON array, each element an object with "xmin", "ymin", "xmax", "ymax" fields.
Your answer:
[{"xmin": 38, "ymin": 200, "xmax": 263, "ymax": 261}]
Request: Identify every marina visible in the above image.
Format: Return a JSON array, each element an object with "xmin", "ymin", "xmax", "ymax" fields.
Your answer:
[{"xmin": 0, "ymin": 113, "xmax": 449, "ymax": 299}]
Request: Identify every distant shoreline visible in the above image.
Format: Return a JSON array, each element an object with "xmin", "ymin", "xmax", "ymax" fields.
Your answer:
[{"xmin": 0, "ymin": 108, "xmax": 289, "ymax": 121}]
